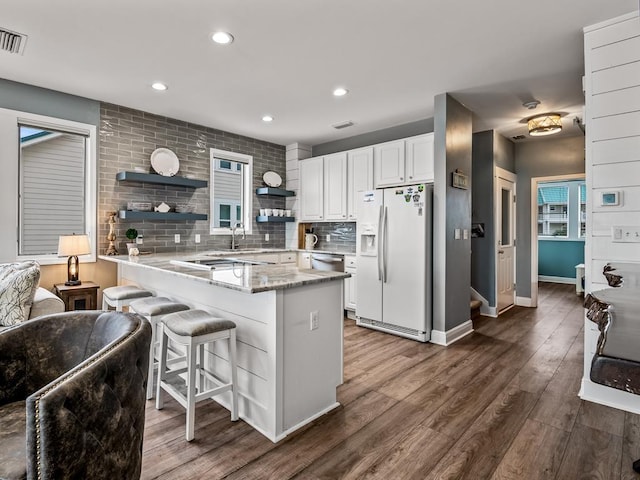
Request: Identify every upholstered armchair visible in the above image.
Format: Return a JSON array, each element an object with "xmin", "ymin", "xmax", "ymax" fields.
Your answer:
[{"xmin": 0, "ymin": 311, "xmax": 152, "ymax": 480}]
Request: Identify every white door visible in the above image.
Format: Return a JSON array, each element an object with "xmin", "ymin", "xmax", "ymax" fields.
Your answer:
[
  {"xmin": 299, "ymin": 156, "xmax": 324, "ymax": 221},
  {"xmin": 323, "ymin": 152, "xmax": 348, "ymax": 220},
  {"xmin": 347, "ymin": 147, "xmax": 374, "ymax": 220},
  {"xmin": 497, "ymin": 175, "xmax": 516, "ymax": 312},
  {"xmin": 381, "ymin": 186, "xmax": 427, "ymax": 331},
  {"xmin": 374, "ymin": 140, "xmax": 405, "ymax": 188},
  {"xmin": 405, "ymin": 133, "xmax": 434, "ymax": 184}
]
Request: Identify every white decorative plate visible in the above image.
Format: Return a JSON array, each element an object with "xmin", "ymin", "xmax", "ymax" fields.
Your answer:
[
  {"xmin": 263, "ymin": 171, "xmax": 282, "ymax": 187},
  {"xmin": 150, "ymin": 148, "xmax": 179, "ymax": 176}
]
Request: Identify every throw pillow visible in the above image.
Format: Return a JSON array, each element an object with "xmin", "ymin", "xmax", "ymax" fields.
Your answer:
[{"xmin": 0, "ymin": 261, "xmax": 41, "ymax": 327}]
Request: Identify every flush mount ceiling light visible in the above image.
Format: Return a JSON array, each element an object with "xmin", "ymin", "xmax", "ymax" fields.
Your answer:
[
  {"xmin": 211, "ymin": 31, "xmax": 234, "ymax": 45},
  {"xmin": 527, "ymin": 113, "xmax": 562, "ymax": 136},
  {"xmin": 151, "ymin": 82, "xmax": 168, "ymax": 91},
  {"xmin": 333, "ymin": 87, "xmax": 348, "ymax": 97},
  {"xmin": 262, "ymin": 115, "xmax": 273, "ymax": 122}
]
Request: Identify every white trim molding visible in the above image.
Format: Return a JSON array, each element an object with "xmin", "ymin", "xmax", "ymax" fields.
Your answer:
[
  {"xmin": 515, "ymin": 296, "xmax": 535, "ymax": 307},
  {"xmin": 430, "ymin": 320, "xmax": 474, "ymax": 346}
]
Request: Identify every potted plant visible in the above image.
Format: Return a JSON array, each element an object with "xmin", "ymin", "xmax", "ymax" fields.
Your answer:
[{"xmin": 125, "ymin": 228, "xmax": 138, "ymax": 254}]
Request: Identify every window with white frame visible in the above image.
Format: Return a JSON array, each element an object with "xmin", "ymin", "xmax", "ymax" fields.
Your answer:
[
  {"xmin": 537, "ymin": 180, "xmax": 585, "ymax": 240},
  {"xmin": 0, "ymin": 108, "xmax": 97, "ymax": 263},
  {"xmin": 210, "ymin": 148, "xmax": 252, "ymax": 234}
]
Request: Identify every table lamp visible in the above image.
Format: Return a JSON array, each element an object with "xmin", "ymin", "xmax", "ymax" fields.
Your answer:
[{"xmin": 57, "ymin": 234, "xmax": 91, "ymax": 286}]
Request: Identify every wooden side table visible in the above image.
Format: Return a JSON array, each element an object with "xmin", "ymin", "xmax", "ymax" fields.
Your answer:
[{"xmin": 54, "ymin": 281, "xmax": 100, "ymax": 311}]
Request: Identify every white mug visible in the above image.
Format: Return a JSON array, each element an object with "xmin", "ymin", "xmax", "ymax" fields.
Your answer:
[
  {"xmin": 260, "ymin": 208, "xmax": 266, "ymax": 216},
  {"xmin": 264, "ymin": 208, "xmax": 273, "ymax": 216},
  {"xmin": 285, "ymin": 209, "xmax": 292, "ymax": 217}
]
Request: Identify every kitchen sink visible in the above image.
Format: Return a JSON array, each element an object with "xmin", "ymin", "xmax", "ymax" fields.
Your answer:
[{"xmin": 170, "ymin": 257, "xmax": 270, "ymax": 270}]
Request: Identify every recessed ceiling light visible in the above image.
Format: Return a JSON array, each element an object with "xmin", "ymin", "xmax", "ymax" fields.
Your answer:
[
  {"xmin": 212, "ymin": 31, "xmax": 234, "ymax": 45},
  {"xmin": 262, "ymin": 115, "xmax": 273, "ymax": 122},
  {"xmin": 151, "ymin": 82, "xmax": 168, "ymax": 91},
  {"xmin": 333, "ymin": 87, "xmax": 348, "ymax": 97}
]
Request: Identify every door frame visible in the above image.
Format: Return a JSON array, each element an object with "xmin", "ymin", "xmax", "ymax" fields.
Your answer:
[
  {"xmin": 495, "ymin": 167, "xmax": 517, "ymax": 314},
  {"xmin": 530, "ymin": 173, "xmax": 586, "ymax": 307}
]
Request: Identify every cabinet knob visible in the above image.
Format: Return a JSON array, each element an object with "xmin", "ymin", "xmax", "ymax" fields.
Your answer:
[
  {"xmin": 409, "ymin": 176, "xmax": 413, "ymax": 179},
  {"xmin": 400, "ymin": 177, "xmax": 404, "ymax": 181}
]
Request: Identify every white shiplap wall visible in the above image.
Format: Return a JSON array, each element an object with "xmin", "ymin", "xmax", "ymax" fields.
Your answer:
[{"xmin": 581, "ymin": 11, "xmax": 640, "ymax": 413}]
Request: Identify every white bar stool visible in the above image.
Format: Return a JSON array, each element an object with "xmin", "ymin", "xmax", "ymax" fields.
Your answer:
[
  {"xmin": 156, "ymin": 309, "xmax": 239, "ymax": 441},
  {"xmin": 129, "ymin": 297, "xmax": 190, "ymax": 400},
  {"xmin": 102, "ymin": 285, "xmax": 153, "ymax": 312}
]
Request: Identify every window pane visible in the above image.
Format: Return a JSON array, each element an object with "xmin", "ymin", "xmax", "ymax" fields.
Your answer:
[
  {"xmin": 220, "ymin": 160, "xmax": 231, "ymax": 169},
  {"xmin": 19, "ymin": 125, "xmax": 86, "ymax": 255},
  {"xmin": 501, "ymin": 188, "xmax": 511, "ymax": 246},
  {"xmin": 219, "ymin": 204, "xmax": 231, "ymax": 228},
  {"xmin": 537, "ymin": 185, "xmax": 568, "ymax": 237},
  {"xmin": 579, "ymin": 183, "xmax": 586, "ymax": 237}
]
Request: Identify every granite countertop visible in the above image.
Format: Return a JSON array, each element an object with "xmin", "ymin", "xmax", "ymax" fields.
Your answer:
[{"xmin": 99, "ymin": 250, "xmax": 350, "ymax": 294}]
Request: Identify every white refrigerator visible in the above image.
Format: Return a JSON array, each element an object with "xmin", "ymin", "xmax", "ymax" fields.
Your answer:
[{"xmin": 355, "ymin": 184, "xmax": 432, "ymax": 342}]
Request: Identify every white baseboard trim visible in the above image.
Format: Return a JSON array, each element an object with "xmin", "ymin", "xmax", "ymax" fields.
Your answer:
[
  {"xmin": 580, "ymin": 379, "xmax": 640, "ymax": 415},
  {"xmin": 516, "ymin": 296, "xmax": 534, "ymax": 307},
  {"xmin": 430, "ymin": 320, "xmax": 474, "ymax": 346},
  {"xmin": 470, "ymin": 287, "xmax": 496, "ymax": 317},
  {"xmin": 483, "ymin": 306, "xmax": 498, "ymax": 317},
  {"xmin": 538, "ymin": 275, "xmax": 575, "ymax": 285}
]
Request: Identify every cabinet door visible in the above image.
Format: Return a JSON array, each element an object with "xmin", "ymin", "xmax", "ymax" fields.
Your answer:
[
  {"xmin": 344, "ymin": 272, "xmax": 357, "ymax": 310},
  {"xmin": 323, "ymin": 152, "xmax": 348, "ymax": 221},
  {"xmin": 405, "ymin": 133, "xmax": 434, "ymax": 183},
  {"xmin": 299, "ymin": 156, "xmax": 324, "ymax": 221},
  {"xmin": 374, "ymin": 140, "xmax": 405, "ymax": 188},
  {"xmin": 347, "ymin": 147, "xmax": 374, "ymax": 220}
]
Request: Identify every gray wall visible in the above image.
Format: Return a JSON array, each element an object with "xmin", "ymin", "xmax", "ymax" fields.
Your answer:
[
  {"xmin": 514, "ymin": 135, "xmax": 585, "ymax": 298},
  {"xmin": 312, "ymin": 118, "xmax": 434, "ymax": 156},
  {"xmin": 99, "ymin": 103, "xmax": 286, "ymax": 254},
  {"xmin": 471, "ymin": 130, "xmax": 515, "ymax": 308},
  {"xmin": 433, "ymin": 94, "xmax": 473, "ymax": 333},
  {"xmin": 0, "ymin": 78, "xmax": 100, "ymax": 125}
]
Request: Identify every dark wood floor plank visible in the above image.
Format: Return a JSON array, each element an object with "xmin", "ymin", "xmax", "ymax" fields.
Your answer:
[
  {"xmin": 555, "ymin": 423, "xmax": 622, "ymax": 480},
  {"xmin": 576, "ymin": 400, "xmax": 626, "ymax": 437},
  {"xmin": 621, "ymin": 412, "xmax": 640, "ymax": 480},
  {"xmin": 425, "ymin": 386, "xmax": 539, "ymax": 480},
  {"xmin": 491, "ymin": 419, "xmax": 570, "ymax": 480},
  {"xmin": 223, "ymin": 390, "xmax": 399, "ymax": 480}
]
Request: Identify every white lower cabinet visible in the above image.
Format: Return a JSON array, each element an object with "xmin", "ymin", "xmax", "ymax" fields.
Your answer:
[
  {"xmin": 344, "ymin": 255, "xmax": 357, "ymax": 311},
  {"xmin": 298, "ymin": 252, "xmax": 311, "ymax": 269}
]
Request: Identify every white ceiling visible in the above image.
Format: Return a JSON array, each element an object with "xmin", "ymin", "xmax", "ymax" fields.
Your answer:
[{"xmin": 2, "ymin": 1, "xmax": 638, "ymax": 146}]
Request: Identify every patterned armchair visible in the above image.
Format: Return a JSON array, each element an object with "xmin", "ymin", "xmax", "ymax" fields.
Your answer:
[{"xmin": 0, "ymin": 311, "xmax": 152, "ymax": 480}]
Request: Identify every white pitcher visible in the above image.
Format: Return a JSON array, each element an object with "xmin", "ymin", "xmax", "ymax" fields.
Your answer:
[{"xmin": 304, "ymin": 233, "xmax": 318, "ymax": 250}]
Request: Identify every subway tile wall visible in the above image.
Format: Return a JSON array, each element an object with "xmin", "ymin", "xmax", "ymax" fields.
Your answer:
[
  {"xmin": 306, "ymin": 222, "xmax": 356, "ymax": 253},
  {"xmin": 98, "ymin": 103, "xmax": 286, "ymax": 254}
]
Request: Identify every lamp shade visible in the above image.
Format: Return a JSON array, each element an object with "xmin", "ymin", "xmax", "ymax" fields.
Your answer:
[
  {"xmin": 57, "ymin": 234, "xmax": 91, "ymax": 257},
  {"xmin": 528, "ymin": 113, "xmax": 562, "ymax": 136}
]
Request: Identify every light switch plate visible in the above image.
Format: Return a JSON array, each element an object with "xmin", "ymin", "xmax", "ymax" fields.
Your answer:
[
  {"xmin": 612, "ymin": 226, "xmax": 640, "ymax": 243},
  {"xmin": 174, "ymin": 234, "xmax": 180, "ymax": 243},
  {"xmin": 454, "ymin": 228, "xmax": 461, "ymax": 240},
  {"xmin": 195, "ymin": 234, "xmax": 201, "ymax": 243}
]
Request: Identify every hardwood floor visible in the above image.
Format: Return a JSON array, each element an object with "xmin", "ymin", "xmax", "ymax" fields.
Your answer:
[{"xmin": 141, "ymin": 283, "xmax": 640, "ymax": 479}]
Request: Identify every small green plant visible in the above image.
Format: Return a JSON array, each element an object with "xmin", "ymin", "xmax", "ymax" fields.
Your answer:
[{"xmin": 125, "ymin": 228, "xmax": 138, "ymax": 241}]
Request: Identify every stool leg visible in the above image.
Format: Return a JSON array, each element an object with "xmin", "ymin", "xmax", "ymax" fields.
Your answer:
[
  {"xmin": 186, "ymin": 341, "xmax": 197, "ymax": 441},
  {"xmin": 155, "ymin": 323, "xmax": 168, "ymax": 410},
  {"xmin": 229, "ymin": 329, "xmax": 238, "ymax": 421},
  {"xmin": 146, "ymin": 316, "xmax": 157, "ymax": 400},
  {"xmin": 197, "ymin": 343, "xmax": 205, "ymax": 394}
]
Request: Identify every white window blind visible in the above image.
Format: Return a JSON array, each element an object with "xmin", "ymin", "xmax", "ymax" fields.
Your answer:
[{"xmin": 19, "ymin": 128, "xmax": 87, "ymax": 255}]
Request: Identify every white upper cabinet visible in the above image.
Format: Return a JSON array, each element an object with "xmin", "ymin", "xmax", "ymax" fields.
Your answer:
[
  {"xmin": 374, "ymin": 140, "xmax": 405, "ymax": 187},
  {"xmin": 299, "ymin": 156, "xmax": 324, "ymax": 221},
  {"xmin": 374, "ymin": 134, "xmax": 434, "ymax": 188},
  {"xmin": 323, "ymin": 152, "xmax": 348, "ymax": 220},
  {"xmin": 347, "ymin": 147, "xmax": 374, "ymax": 220},
  {"xmin": 406, "ymin": 133, "xmax": 434, "ymax": 183}
]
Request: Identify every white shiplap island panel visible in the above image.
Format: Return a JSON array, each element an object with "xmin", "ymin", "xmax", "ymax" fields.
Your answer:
[
  {"xmin": 582, "ymin": 10, "xmax": 640, "ymax": 414},
  {"xmin": 100, "ymin": 253, "xmax": 347, "ymax": 442}
]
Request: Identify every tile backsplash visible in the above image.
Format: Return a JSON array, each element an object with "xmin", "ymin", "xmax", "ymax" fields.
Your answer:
[
  {"xmin": 98, "ymin": 103, "xmax": 286, "ymax": 254},
  {"xmin": 305, "ymin": 222, "xmax": 356, "ymax": 253}
]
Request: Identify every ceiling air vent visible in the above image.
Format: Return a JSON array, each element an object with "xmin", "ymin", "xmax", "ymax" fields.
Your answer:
[
  {"xmin": 332, "ymin": 120, "xmax": 354, "ymax": 130},
  {"xmin": 512, "ymin": 135, "xmax": 526, "ymax": 141},
  {"xmin": 0, "ymin": 28, "xmax": 27, "ymax": 55}
]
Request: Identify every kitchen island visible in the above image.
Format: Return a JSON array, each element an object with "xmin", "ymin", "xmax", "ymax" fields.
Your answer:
[{"xmin": 100, "ymin": 251, "xmax": 349, "ymax": 442}]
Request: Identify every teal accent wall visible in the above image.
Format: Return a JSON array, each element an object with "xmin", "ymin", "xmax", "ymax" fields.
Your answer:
[{"xmin": 538, "ymin": 240, "xmax": 584, "ymax": 278}]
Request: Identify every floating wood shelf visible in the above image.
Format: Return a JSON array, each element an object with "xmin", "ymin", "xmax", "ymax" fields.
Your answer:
[
  {"xmin": 116, "ymin": 171, "xmax": 208, "ymax": 188},
  {"xmin": 119, "ymin": 211, "xmax": 208, "ymax": 221},
  {"xmin": 255, "ymin": 187, "xmax": 295, "ymax": 197},
  {"xmin": 256, "ymin": 216, "xmax": 295, "ymax": 223}
]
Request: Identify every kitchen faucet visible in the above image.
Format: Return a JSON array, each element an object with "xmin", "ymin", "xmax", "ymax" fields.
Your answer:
[{"xmin": 230, "ymin": 222, "xmax": 245, "ymax": 250}]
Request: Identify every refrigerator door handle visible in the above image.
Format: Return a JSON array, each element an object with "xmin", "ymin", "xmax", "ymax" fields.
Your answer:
[
  {"xmin": 377, "ymin": 205, "xmax": 384, "ymax": 281},
  {"xmin": 382, "ymin": 206, "xmax": 388, "ymax": 283}
]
